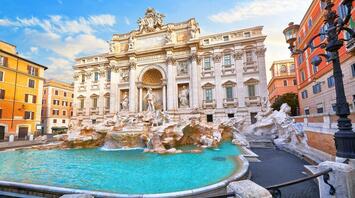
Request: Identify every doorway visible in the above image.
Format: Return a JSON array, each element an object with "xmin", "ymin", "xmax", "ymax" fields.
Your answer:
[
  {"xmin": 18, "ymin": 127, "xmax": 29, "ymax": 140},
  {"xmin": 0, "ymin": 126, "xmax": 5, "ymax": 141}
]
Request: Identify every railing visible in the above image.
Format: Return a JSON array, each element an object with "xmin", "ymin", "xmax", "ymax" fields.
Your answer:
[{"xmin": 207, "ymin": 168, "xmax": 335, "ymax": 198}]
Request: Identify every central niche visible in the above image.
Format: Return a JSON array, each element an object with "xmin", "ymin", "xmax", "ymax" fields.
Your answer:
[{"xmin": 141, "ymin": 68, "xmax": 164, "ymax": 110}]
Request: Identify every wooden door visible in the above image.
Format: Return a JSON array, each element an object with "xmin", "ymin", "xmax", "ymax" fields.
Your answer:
[{"xmin": 18, "ymin": 127, "xmax": 28, "ymax": 139}]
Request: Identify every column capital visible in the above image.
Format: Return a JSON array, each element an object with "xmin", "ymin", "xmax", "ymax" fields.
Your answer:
[
  {"xmin": 255, "ymin": 48, "xmax": 266, "ymax": 57},
  {"xmin": 213, "ymin": 53, "xmax": 222, "ymax": 63},
  {"xmin": 166, "ymin": 56, "xmax": 176, "ymax": 65},
  {"xmin": 233, "ymin": 51, "xmax": 243, "ymax": 60},
  {"xmin": 129, "ymin": 61, "xmax": 137, "ymax": 70},
  {"xmin": 189, "ymin": 52, "xmax": 201, "ymax": 63}
]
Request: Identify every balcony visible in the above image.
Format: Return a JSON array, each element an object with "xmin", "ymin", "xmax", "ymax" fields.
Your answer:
[
  {"xmin": 245, "ymin": 96, "xmax": 261, "ymax": 106},
  {"xmin": 222, "ymin": 64, "xmax": 236, "ymax": 75},
  {"xmin": 78, "ymin": 85, "xmax": 86, "ymax": 92},
  {"xmin": 346, "ymin": 38, "xmax": 355, "ymax": 53},
  {"xmin": 76, "ymin": 108, "xmax": 85, "ymax": 115},
  {"xmin": 243, "ymin": 61, "xmax": 258, "ymax": 73},
  {"xmin": 201, "ymin": 68, "xmax": 214, "ymax": 78},
  {"xmin": 90, "ymin": 107, "xmax": 99, "ymax": 115},
  {"xmin": 203, "ymin": 99, "xmax": 216, "ymax": 109},
  {"xmin": 223, "ymin": 98, "xmax": 238, "ymax": 108},
  {"xmin": 104, "ymin": 82, "xmax": 111, "ymax": 89},
  {"xmin": 91, "ymin": 82, "xmax": 100, "ymax": 90}
]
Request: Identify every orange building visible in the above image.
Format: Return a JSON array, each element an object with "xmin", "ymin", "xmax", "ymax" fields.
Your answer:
[
  {"xmin": 293, "ymin": 0, "xmax": 355, "ymax": 116},
  {"xmin": 267, "ymin": 59, "xmax": 298, "ymax": 104},
  {"xmin": 42, "ymin": 80, "xmax": 74, "ymax": 134},
  {"xmin": 0, "ymin": 40, "xmax": 47, "ymax": 140}
]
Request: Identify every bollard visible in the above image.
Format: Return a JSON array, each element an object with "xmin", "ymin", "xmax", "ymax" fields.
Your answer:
[
  {"xmin": 9, "ymin": 135, "xmax": 14, "ymax": 142},
  {"xmin": 29, "ymin": 134, "xmax": 34, "ymax": 141}
]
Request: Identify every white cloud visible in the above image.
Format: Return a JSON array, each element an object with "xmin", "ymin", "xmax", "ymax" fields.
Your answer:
[
  {"xmin": 124, "ymin": 16, "xmax": 130, "ymax": 25},
  {"xmin": 89, "ymin": 15, "xmax": 116, "ymax": 26},
  {"xmin": 30, "ymin": 47, "xmax": 39, "ymax": 54},
  {"xmin": 209, "ymin": 0, "xmax": 310, "ymax": 23},
  {"xmin": 45, "ymin": 57, "xmax": 74, "ymax": 82}
]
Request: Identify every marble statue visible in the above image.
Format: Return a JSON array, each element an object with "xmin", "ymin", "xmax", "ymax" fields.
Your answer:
[
  {"xmin": 137, "ymin": 8, "xmax": 165, "ymax": 33},
  {"xmin": 144, "ymin": 88, "xmax": 155, "ymax": 112},
  {"xmin": 165, "ymin": 25, "xmax": 175, "ymax": 44},
  {"xmin": 109, "ymin": 41, "xmax": 115, "ymax": 53},
  {"xmin": 128, "ymin": 33, "xmax": 136, "ymax": 50},
  {"xmin": 121, "ymin": 93, "xmax": 129, "ymax": 111},
  {"xmin": 178, "ymin": 61, "xmax": 188, "ymax": 76},
  {"xmin": 179, "ymin": 86, "xmax": 189, "ymax": 108},
  {"xmin": 120, "ymin": 70, "xmax": 129, "ymax": 82}
]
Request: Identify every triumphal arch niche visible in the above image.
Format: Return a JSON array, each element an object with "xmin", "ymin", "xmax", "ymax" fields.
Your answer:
[{"xmin": 73, "ymin": 7, "xmax": 267, "ymax": 124}]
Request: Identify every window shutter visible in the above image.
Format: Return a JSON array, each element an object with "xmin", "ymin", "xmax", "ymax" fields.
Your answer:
[
  {"xmin": 0, "ymin": 90, "xmax": 4, "ymax": 99},
  {"xmin": 33, "ymin": 95, "xmax": 37, "ymax": 103},
  {"xmin": 4, "ymin": 57, "xmax": 8, "ymax": 66},
  {"xmin": 35, "ymin": 68, "xmax": 39, "ymax": 76},
  {"xmin": 27, "ymin": 65, "xmax": 30, "ymax": 74},
  {"xmin": 31, "ymin": 112, "xmax": 35, "ymax": 120},
  {"xmin": 25, "ymin": 94, "xmax": 28, "ymax": 102}
]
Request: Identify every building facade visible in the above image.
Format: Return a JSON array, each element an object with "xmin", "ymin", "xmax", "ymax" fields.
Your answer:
[
  {"xmin": 267, "ymin": 59, "xmax": 297, "ymax": 104},
  {"xmin": 294, "ymin": 0, "xmax": 355, "ymax": 116},
  {"xmin": 0, "ymin": 40, "xmax": 47, "ymax": 140},
  {"xmin": 41, "ymin": 80, "xmax": 74, "ymax": 134},
  {"xmin": 72, "ymin": 8, "xmax": 268, "ymax": 125}
]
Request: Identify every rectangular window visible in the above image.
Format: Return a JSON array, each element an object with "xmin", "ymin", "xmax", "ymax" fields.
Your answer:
[
  {"xmin": 244, "ymin": 32, "xmax": 251, "ymax": 37},
  {"xmin": 52, "ymin": 110, "xmax": 59, "ymax": 115},
  {"xmin": 293, "ymin": 79, "xmax": 297, "ymax": 85},
  {"xmin": 81, "ymin": 74, "xmax": 85, "ymax": 83},
  {"xmin": 25, "ymin": 94, "xmax": 36, "ymax": 103},
  {"xmin": 93, "ymin": 98, "xmax": 98, "ymax": 108},
  {"xmin": 227, "ymin": 113, "xmax": 234, "ymax": 118},
  {"xmin": 94, "ymin": 72, "xmax": 99, "ymax": 81},
  {"xmin": 105, "ymin": 97, "xmax": 110, "ymax": 109},
  {"xmin": 0, "ymin": 109, "xmax": 2, "ymax": 118},
  {"xmin": 290, "ymin": 64, "xmax": 295, "ymax": 73},
  {"xmin": 0, "ymin": 56, "xmax": 8, "ymax": 67},
  {"xmin": 308, "ymin": 18, "xmax": 313, "ymax": 29},
  {"xmin": 250, "ymin": 112, "xmax": 257, "ymax": 124},
  {"xmin": 204, "ymin": 57, "xmax": 211, "ymax": 70},
  {"xmin": 206, "ymin": 114, "xmax": 213, "ymax": 122},
  {"xmin": 223, "ymin": 54, "xmax": 231, "ymax": 65},
  {"xmin": 246, "ymin": 51, "xmax": 253, "ymax": 63},
  {"xmin": 301, "ymin": 70, "xmax": 306, "ymax": 82},
  {"xmin": 63, "ymin": 111, "xmax": 66, "ymax": 116},
  {"xmin": 106, "ymin": 69, "xmax": 111, "ymax": 81},
  {"xmin": 312, "ymin": 83, "xmax": 322, "ymax": 94},
  {"xmin": 332, "ymin": 103, "xmax": 336, "ymax": 112},
  {"xmin": 0, "ymin": 71, "xmax": 3, "ymax": 81},
  {"xmin": 28, "ymin": 79, "xmax": 35, "ymax": 88},
  {"xmin": 327, "ymin": 76, "xmax": 335, "ymax": 88},
  {"xmin": 301, "ymin": 90, "xmax": 308, "ymax": 99},
  {"xmin": 283, "ymin": 80, "xmax": 288, "ymax": 86},
  {"xmin": 223, "ymin": 35, "xmax": 229, "ymax": 41},
  {"xmin": 80, "ymin": 99, "xmax": 85, "ymax": 109},
  {"xmin": 62, "ymin": 119, "xmax": 66, "ymax": 124},
  {"xmin": 64, "ymin": 92, "xmax": 67, "ymax": 97},
  {"xmin": 53, "ymin": 119, "xmax": 57, "ymax": 123},
  {"xmin": 313, "ymin": 64, "xmax": 318, "ymax": 73},
  {"xmin": 304, "ymin": 108, "xmax": 310, "ymax": 115},
  {"xmin": 205, "ymin": 89, "xmax": 213, "ymax": 101},
  {"xmin": 24, "ymin": 111, "xmax": 34, "ymax": 120},
  {"xmin": 352, "ymin": 64, "xmax": 355, "ymax": 77},
  {"xmin": 248, "ymin": 85, "xmax": 256, "ymax": 97},
  {"xmin": 55, "ymin": 90, "xmax": 58, "ymax": 95},
  {"xmin": 317, "ymin": 105, "xmax": 324, "ymax": 114},
  {"xmin": 27, "ymin": 65, "xmax": 38, "ymax": 76},
  {"xmin": 226, "ymin": 87, "xmax": 233, "ymax": 99},
  {"xmin": 203, "ymin": 39, "xmax": 209, "ymax": 45},
  {"xmin": 298, "ymin": 53, "xmax": 304, "ymax": 64},
  {"xmin": 0, "ymin": 89, "xmax": 5, "ymax": 99}
]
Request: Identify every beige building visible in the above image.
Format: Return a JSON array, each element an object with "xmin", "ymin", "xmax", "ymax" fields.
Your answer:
[
  {"xmin": 41, "ymin": 80, "xmax": 74, "ymax": 134},
  {"xmin": 72, "ymin": 8, "xmax": 268, "ymax": 125}
]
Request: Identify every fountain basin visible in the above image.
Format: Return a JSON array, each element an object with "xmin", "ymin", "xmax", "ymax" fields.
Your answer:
[{"xmin": 0, "ymin": 142, "xmax": 249, "ymax": 197}]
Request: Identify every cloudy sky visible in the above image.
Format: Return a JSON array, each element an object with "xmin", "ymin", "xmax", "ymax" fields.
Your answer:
[{"xmin": 0, "ymin": 0, "xmax": 312, "ymax": 82}]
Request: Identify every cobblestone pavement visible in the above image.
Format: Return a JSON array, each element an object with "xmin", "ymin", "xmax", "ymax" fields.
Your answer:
[{"xmin": 250, "ymin": 148, "xmax": 320, "ymax": 198}]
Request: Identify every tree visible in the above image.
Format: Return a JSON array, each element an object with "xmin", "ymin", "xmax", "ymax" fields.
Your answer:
[{"xmin": 271, "ymin": 93, "xmax": 299, "ymax": 116}]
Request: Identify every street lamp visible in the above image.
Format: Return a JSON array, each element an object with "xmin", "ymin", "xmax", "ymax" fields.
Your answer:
[{"xmin": 283, "ymin": 0, "xmax": 355, "ymax": 159}]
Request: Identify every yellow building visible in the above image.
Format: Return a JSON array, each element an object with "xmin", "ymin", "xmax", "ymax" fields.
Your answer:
[{"xmin": 0, "ymin": 40, "xmax": 47, "ymax": 140}]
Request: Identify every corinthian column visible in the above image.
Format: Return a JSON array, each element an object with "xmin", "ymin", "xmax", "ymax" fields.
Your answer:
[
  {"xmin": 256, "ymin": 47, "xmax": 267, "ymax": 100},
  {"xmin": 166, "ymin": 55, "xmax": 176, "ymax": 111},
  {"xmin": 213, "ymin": 53, "xmax": 223, "ymax": 109},
  {"xmin": 128, "ymin": 61, "xmax": 137, "ymax": 112},
  {"xmin": 190, "ymin": 52, "xmax": 199, "ymax": 109}
]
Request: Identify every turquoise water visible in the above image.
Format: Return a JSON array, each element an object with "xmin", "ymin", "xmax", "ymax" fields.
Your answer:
[{"xmin": 0, "ymin": 142, "xmax": 241, "ymax": 194}]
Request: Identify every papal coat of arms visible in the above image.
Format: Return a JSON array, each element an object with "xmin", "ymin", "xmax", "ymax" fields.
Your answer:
[{"xmin": 137, "ymin": 8, "xmax": 165, "ymax": 33}]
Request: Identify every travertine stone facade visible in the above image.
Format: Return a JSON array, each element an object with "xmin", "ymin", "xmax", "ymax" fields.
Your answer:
[{"xmin": 72, "ymin": 8, "xmax": 268, "ymax": 125}]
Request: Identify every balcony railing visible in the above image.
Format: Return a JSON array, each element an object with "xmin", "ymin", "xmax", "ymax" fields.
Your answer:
[
  {"xmin": 223, "ymin": 98, "xmax": 238, "ymax": 108},
  {"xmin": 203, "ymin": 99, "xmax": 216, "ymax": 108},
  {"xmin": 201, "ymin": 68, "xmax": 214, "ymax": 77},
  {"xmin": 245, "ymin": 96, "xmax": 261, "ymax": 106},
  {"xmin": 222, "ymin": 64, "xmax": 236, "ymax": 75}
]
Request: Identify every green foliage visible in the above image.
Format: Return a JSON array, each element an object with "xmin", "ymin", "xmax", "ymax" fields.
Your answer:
[{"xmin": 271, "ymin": 93, "xmax": 299, "ymax": 116}]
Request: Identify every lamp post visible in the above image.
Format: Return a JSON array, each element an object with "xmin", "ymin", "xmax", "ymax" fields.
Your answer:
[{"xmin": 283, "ymin": 0, "xmax": 355, "ymax": 159}]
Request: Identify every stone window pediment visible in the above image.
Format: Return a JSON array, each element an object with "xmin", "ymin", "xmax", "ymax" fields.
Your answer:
[
  {"xmin": 90, "ymin": 94, "xmax": 99, "ymax": 98},
  {"xmin": 77, "ymin": 95, "xmax": 85, "ymax": 99},
  {"xmin": 222, "ymin": 80, "xmax": 237, "ymax": 87},
  {"xmin": 202, "ymin": 82, "xmax": 215, "ymax": 89},
  {"xmin": 244, "ymin": 78, "xmax": 259, "ymax": 85}
]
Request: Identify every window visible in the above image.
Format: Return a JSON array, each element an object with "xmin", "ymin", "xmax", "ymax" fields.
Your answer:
[
  {"xmin": 223, "ymin": 35, "xmax": 229, "ymax": 41},
  {"xmin": 204, "ymin": 57, "xmax": 211, "ymax": 70},
  {"xmin": 250, "ymin": 112, "xmax": 257, "ymax": 124},
  {"xmin": 206, "ymin": 114, "xmax": 213, "ymax": 122},
  {"xmin": 0, "ymin": 56, "xmax": 8, "ymax": 67},
  {"xmin": 95, "ymin": 57, "xmax": 98, "ymax": 62},
  {"xmin": 0, "ymin": 89, "xmax": 5, "ymax": 99},
  {"xmin": 223, "ymin": 54, "xmax": 231, "ymax": 65},
  {"xmin": 327, "ymin": 76, "xmax": 335, "ymax": 88},
  {"xmin": 283, "ymin": 80, "xmax": 288, "ymax": 87},
  {"xmin": 312, "ymin": 83, "xmax": 322, "ymax": 94},
  {"xmin": 53, "ymin": 119, "xmax": 57, "ymax": 123},
  {"xmin": 105, "ymin": 97, "xmax": 110, "ymax": 109},
  {"xmin": 304, "ymin": 108, "xmax": 310, "ymax": 115},
  {"xmin": 28, "ymin": 79, "xmax": 35, "ymax": 88},
  {"xmin": 203, "ymin": 39, "xmax": 209, "ymax": 45},
  {"xmin": 308, "ymin": 18, "xmax": 313, "ymax": 29},
  {"xmin": 70, "ymin": 102, "xmax": 72, "ymax": 107},
  {"xmin": 244, "ymin": 32, "xmax": 251, "ymax": 37},
  {"xmin": 226, "ymin": 87, "xmax": 233, "ymax": 99},
  {"xmin": 317, "ymin": 104, "xmax": 324, "ymax": 114},
  {"xmin": 332, "ymin": 103, "xmax": 337, "ymax": 112},
  {"xmin": 106, "ymin": 69, "xmax": 111, "ymax": 81},
  {"xmin": 0, "ymin": 109, "xmax": 2, "ymax": 118},
  {"xmin": 63, "ymin": 111, "xmax": 66, "ymax": 116},
  {"xmin": 70, "ymin": 111, "xmax": 73, "ymax": 116},
  {"xmin": 246, "ymin": 51, "xmax": 253, "ymax": 63},
  {"xmin": 313, "ymin": 64, "xmax": 318, "ymax": 73},
  {"xmin": 92, "ymin": 119, "xmax": 96, "ymax": 124},
  {"xmin": 62, "ymin": 101, "xmax": 68, "ymax": 106},
  {"xmin": 55, "ymin": 90, "xmax": 59, "ymax": 95},
  {"xmin": 297, "ymin": 53, "xmax": 304, "ymax": 64},
  {"xmin": 25, "ymin": 94, "xmax": 36, "ymax": 103},
  {"xmin": 290, "ymin": 64, "xmax": 295, "ymax": 73},
  {"xmin": 293, "ymin": 79, "xmax": 297, "ymax": 85},
  {"xmin": 52, "ymin": 110, "xmax": 59, "ymax": 115},
  {"xmin": 248, "ymin": 85, "xmax": 255, "ymax": 97},
  {"xmin": 300, "ymin": 70, "xmax": 306, "ymax": 82},
  {"xmin": 80, "ymin": 98, "xmax": 84, "ymax": 109},
  {"xmin": 352, "ymin": 64, "xmax": 355, "ymax": 77},
  {"xmin": 227, "ymin": 113, "xmax": 234, "ymax": 118},
  {"xmin": 92, "ymin": 97, "xmax": 98, "ymax": 108},
  {"xmin": 64, "ymin": 92, "xmax": 67, "ymax": 97},
  {"xmin": 53, "ymin": 100, "xmax": 59, "ymax": 105},
  {"xmin": 338, "ymin": 4, "xmax": 348, "ymax": 20},
  {"xmin": 72, "ymin": 93, "xmax": 74, "ymax": 98},
  {"xmin": 205, "ymin": 89, "xmax": 213, "ymax": 101},
  {"xmin": 81, "ymin": 74, "xmax": 85, "ymax": 83},
  {"xmin": 301, "ymin": 90, "xmax": 308, "ymax": 99},
  {"xmin": 24, "ymin": 111, "xmax": 34, "ymax": 120},
  {"xmin": 94, "ymin": 72, "xmax": 99, "ymax": 82},
  {"xmin": 0, "ymin": 71, "xmax": 3, "ymax": 81},
  {"xmin": 62, "ymin": 119, "xmax": 66, "ymax": 124},
  {"xmin": 27, "ymin": 65, "xmax": 38, "ymax": 76}
]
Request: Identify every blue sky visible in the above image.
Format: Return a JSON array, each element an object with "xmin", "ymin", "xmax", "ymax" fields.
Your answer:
[{"xmin": 0, "ymin": 0, "xmax": 311, "ymax": 82}]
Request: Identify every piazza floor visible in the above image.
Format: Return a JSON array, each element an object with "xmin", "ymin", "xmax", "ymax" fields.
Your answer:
[{"xmin": 250, "ymin": 148, "xmax": 320, "ymax": 198}]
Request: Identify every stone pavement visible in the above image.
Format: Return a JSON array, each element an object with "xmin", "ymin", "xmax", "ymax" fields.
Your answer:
[
  {"xmin": 0, "ymin": 140, "xmax": 44, "ymax": 151},
  {"xmin": 250, "ymin": 148, "xmax": 320, "ymax": 198}
]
